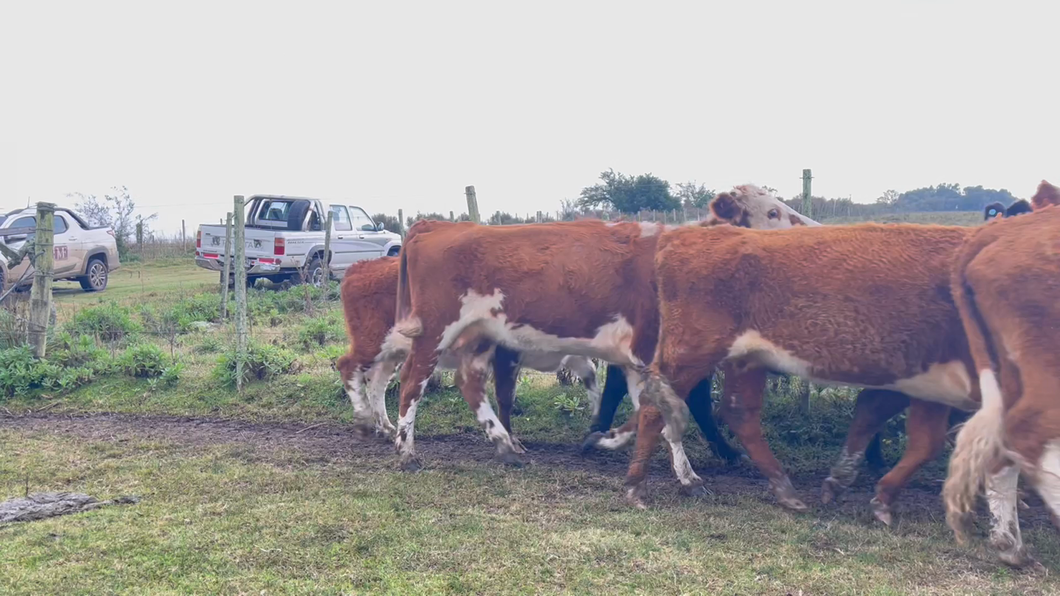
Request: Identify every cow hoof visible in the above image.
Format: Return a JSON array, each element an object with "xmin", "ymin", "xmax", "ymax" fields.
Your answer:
[
  {"xmin": 871, "ymin": 497, "xmax": 893, "ymax": 526},
  {"xmin": 679, "ymin": 482, "xmax": 709, "ymax": 498},
  {"xmin": 379, "ymin": 426, "xmax": 398, "ymax": 442},
  {"xmin": 997, "ymin": 547, "xmax": 1032, "ymax": 568},
  {"xmin": 399, "ymin": 456, "xmax": 423, "ymax": 472},
  {"xmin": 820, "ymin": 477, "xmax": 844, "ymax": 505},
  {"xmin": 510, "ymin": 437, "xmax": 527, "ymax": 454},
  {"xmin": 625, "ymin": 483, "xmax": 648, "ymax": 510},
  {"xmin": 498, "ymin": 450, "xmax": 526, "ymax": 468},
  {"xmin": 770, "ymin": 478, "xmax": 808, "ymax": 512},
  {"xmin": 352, "ymin": 422, "xmax": 375, "ymax": 440},
  {"xmin": 580, "ymin": 432, "xmax": 605, "ymax": 454}
]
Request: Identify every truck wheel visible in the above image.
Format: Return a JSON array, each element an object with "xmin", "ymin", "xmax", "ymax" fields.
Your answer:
[
  {"xmin": 78, "ymin": 258, "xmax": 109, "ymax": 292},
  {"xmin": 388, "ymin": 246, "xmax": 401, "ymax": 257},
  {"xmin": 306, "ymin": 256, "xmax": 325, "ymax": 286}
]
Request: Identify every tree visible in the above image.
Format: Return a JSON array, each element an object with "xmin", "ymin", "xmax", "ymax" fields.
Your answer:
[
  {"xmin": 875, "ymin": 190, "xmax": 900, "ymax": 206},
  {"xmin": 674, "ymin": 181, "xmax": 716, "ymax": 209},
  {"xmin": 576, "ymin": 169, "xmax": 679, "ymax": 213},
  {"xmin": 69, "ymin": 186, "xmax": 156, "ymax": 260}
]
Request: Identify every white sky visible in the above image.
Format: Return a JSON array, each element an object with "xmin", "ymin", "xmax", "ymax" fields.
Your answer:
[{"xmin": 3, "ymin": 1, "xmax": 1058, "ymax": 234}]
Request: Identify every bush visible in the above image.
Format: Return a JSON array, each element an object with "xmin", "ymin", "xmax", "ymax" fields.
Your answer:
[
  {"xmin": 48, "ymin": 332, "xmax": 114, "ymax": 372},
  {"xmin": 119, "ymin": 343, "xmax": 173, "ymax": 379},
  {"xmin": 297, "ymin": 313, "xmax": 345, "ymax": 348},
  {"xmin": 0, "ymin": 346, "xmax": 99, "ymax": 398},
  {"xmin": 194, "ymin": 335, "xmax": 224, "ymax": 354},
  {"xmin": 66, "ymin": 303, "xmax": 142, "ymax": 342},
  {"xmin": 213, "ymin": 341, "xmax": 299, "ymax": 387}
]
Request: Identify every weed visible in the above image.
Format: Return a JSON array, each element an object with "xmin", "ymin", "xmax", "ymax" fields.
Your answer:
[
  {"xmin": 65, "ymin": 302, "xmax": 142, "ymax": 342},
  {"xmin": 119, "ymin": 343, "xmax": 173, "ymax": 379},
  {"xmin": 213, "ymin": 341, "xmax": 299, "ymax": 387}
]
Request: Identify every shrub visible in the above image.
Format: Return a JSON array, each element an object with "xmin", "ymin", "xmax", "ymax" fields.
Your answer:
[
  {"xmin": 48, "ymin": 332, "xmax": 114, "ymax": 372},
  {"xmin": 213, "ymin": 341, "xmax": 299, "ymax": 387},
  {"xmin": 195, "ymin": 334, "xmax": 224, "ymax": 354},
  {"xmin": 119, "ymin": 343, "xmax": 173, "ymax": 379},
  {"xmin": 297, "ymin": 313, "xmax": 345, "ymax": 348},
  {"xmin": 66, "ymin": 303, "xmax": 142, "ymax": 342}
]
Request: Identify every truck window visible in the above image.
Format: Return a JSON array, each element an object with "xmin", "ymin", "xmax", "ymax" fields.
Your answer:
[
  {"xmin": 330, "ymin": 206, "xmax": 353, "ymax": 232},
  {"xmin": 349, "ymin": 207, "xmax": 374, "ymax": 231},
  {"xmin": 9, "ymin": 216, "xmax": 35, "ymax": 230},
  {"xmin": 54, "ymin": 216, "xmax": 68, "ymax": 234},
  {"xmin": 257, "ymin": 200, "xmax": 292, "ymax": 222}
]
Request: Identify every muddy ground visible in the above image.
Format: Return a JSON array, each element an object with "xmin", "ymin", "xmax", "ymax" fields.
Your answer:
[{"xmin": 1, "ymin": 412, "xmax": 1051, "ymax": 529}]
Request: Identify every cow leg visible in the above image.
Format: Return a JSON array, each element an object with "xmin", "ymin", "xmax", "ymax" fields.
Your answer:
[
  {"xmin": 686, "ymin": 375, "xmax": 745, "ymax": 464},
  {"xmin": 718, "ymin": 364, "xmax": 807, "ymax": 511},
  {"xmin": 455, "ymin": 344, "xmax": 525, "ymax": 466},
  {"xmin": 365, "ymin": 356, "xmax": 401, "ymax": 440},
  {"xmin": 564, "ymin": 356, "xmax": 601, "ymax": 418},
  {"xmin": 624, "ymin": 368, "xmax": 711, "ymax": 508},
  {"xmin": 394, "ymin": 337, "xmax": 440, "ymax": 471},
  {"xmin": 583, "ymin": 366, "xmax": 646, "ymax": 451},
  {"xmin": 492, "ymin": 346, "xmax": 525, "ymax": 454},
  {"xmin": 588, "ymin": 364, "xmax": 626, "ymax": 435},
  {"xmin": 822, "ymin": 389, "xmax": 910, "ymax": 504},
  {"xmin": 984, "ymin": 462, "xmax": 1027, "ymax": 566},
  {"xmin": 338, "ymin": 354, "xmax": 375, "ymax": 438},
  {"xmin": 871, "ymin": 398, "xmax": 949, "ymax": 526}
]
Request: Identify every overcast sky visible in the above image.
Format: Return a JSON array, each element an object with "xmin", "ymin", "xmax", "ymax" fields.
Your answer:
[{"xmin": 4, "ymin": 1, "xmax": 1058, "ymax": 234}]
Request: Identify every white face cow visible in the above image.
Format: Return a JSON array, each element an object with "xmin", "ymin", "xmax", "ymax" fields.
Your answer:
[{"xmin": 706, "ymin": 184, "xmax": 820, "ymax": 229}]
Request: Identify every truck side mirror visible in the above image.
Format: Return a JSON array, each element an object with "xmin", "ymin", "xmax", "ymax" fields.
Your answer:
[{"xmin": 375, "ymin": 222, "xmax": 385, "ymax": 231}]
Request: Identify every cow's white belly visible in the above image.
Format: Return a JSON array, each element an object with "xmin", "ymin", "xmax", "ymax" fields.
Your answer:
[{"xmin": 727, "ymin": 330, "xmax": 978, "ymax": 411}]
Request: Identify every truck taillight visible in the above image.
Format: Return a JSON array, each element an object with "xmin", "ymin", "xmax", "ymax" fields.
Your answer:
[
  {"xmin": 274, "ymin": 237, "xmax": 285, "ymax": 256},
  {"xmin": 196, "ymin": 230, "xmax": 202, "ymax": 249}
]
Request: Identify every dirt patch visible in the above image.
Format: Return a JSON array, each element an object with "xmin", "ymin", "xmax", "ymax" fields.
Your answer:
[{"xmin": 1, "ymin": 412, "xmax": 1050, "ymax": 528}]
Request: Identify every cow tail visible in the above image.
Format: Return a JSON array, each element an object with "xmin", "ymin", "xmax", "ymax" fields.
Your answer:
[
  {"xmin": 942, "ymin": 235, "xmax": 1006, "ymax": 543},
  {"xmin": 395, "ymin": 230, "xmax": 423, "ymax": 338}
]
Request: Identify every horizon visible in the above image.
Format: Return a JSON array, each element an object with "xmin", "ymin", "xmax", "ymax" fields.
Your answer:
[{"xmin": 5, "ymin": 1, "xmax": 1058, "ymax": 235}]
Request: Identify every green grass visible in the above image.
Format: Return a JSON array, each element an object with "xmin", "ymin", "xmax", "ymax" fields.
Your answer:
[
  {"xmin": 52, "ymin": 257, "xmax": 218, "ymax": 309},
  {"xmin": 2, "ymin": 426, "xmax": 1057, "ymax": 595}
]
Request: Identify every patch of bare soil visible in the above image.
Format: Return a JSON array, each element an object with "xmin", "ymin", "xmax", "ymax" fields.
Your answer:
[{"xmin": 1, "ymin": 412, "xmax": 1051, "ymax": 528}]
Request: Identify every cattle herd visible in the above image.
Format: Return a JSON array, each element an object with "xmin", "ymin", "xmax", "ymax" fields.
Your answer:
[{"xmin": 336, "ymin": 180, "xmax": 1060, "ymax": 567}]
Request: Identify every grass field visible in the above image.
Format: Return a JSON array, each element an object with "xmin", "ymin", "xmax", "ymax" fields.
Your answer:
[{"xmin": 3, "ymin": 216, "xmax": 1058, "ymax": 594}]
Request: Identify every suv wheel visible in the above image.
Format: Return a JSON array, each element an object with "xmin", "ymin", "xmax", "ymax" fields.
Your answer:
[{"xmin": 79, "ymin": 258, "xmax": 109, "ymax": 292}]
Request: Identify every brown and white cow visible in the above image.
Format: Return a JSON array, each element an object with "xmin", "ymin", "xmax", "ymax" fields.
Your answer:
[
  {"xmin": 630, "ymin": 220, "xmax": 983, "ymax": 519},
  {"xmin": 336, "ymin": 252, "xmax": 600, "ymax": 449},
  {"xmin": 942, "ymin": 205, "xmax": 1060, "ymax": 566},
  {"xmin": 391, "ymin": 185, "xmax": 817, "ymax": 470}
]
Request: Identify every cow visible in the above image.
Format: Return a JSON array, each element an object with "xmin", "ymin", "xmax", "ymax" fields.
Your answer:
[
  {"xmin": 336, "ymin": 252, "xmax": 601, "ymax": 449},
  {"xmin": 942, "ymin": 207, "xmax": 1060, "ymax": 566},
  {"xmin": 627, "ymin": 220, "xmax": 985, "ymax": 523},
  {"xmin": 390, "ymin": 185, "xmax": 818, "ymax": 471}
]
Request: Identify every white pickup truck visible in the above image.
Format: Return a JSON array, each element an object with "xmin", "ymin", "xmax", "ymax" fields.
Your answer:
[
  {"xmin": 0, "ymin": 205, "xmax": 121, "ymax": 293},
  {"xmin": 194, "ymin": 195, "xmax": 402, "ymax": 286}
]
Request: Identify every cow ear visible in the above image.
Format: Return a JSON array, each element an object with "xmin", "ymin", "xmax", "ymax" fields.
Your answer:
[
  {"xmin": 1005, "ymin": 199, "xmax": 1032, "ymax": 217},
  {"xmin": 710, "ymin": 193, "xmax": 740, "ymax": 222},
  {"xmin": 1032, "ymin": 180, "xmax": 1060, "ymax": 210}
]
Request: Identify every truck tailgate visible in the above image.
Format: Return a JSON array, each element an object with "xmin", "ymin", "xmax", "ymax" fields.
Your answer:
[{"xmin": 199, "ymin": 225, "xmax": 277, "ymax": 258}]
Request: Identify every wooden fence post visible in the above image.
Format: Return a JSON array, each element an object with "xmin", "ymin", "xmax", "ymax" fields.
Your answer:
[
  {"xmin": 799, "ymin": 168, "xmax": 814, "ymax": 412},
  {"xmin": 28, "ymin": 202, "xmax": 55, "ymax": 359},
  {"xmin": 397, "ymin": 209, "xmax": 405, "ymax": 239},
  {"xmin": 181, "ymin": 219, "xmax": 187, "ymax": 252},
  {"xmin": 322, "ymin": 211, "xmax": 333, "ymax": 303},
  {"xmin": 220, "ymin": 212, "xmax": 233, "ymax": 320},
  {"xmin": 233, "ymin": 195, "xmax": 248, "ymax": 394},
  {"xmin": 449, "ymin": 210, "xmax": 455, "ymax": 222},
  {"xmin": 465, "ymin": 186, "xmax": 480, "ymax": 224}
]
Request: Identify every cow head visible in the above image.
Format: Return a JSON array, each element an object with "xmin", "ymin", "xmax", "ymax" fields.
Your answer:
[
  {"xmin": 984, "ymin": 202, "xmax": 1005, "ymax": 220},
  {"xmin": 1031, "ymin": 180, "xmax": 1060, "ymax": 211},
  {"xmin": 706, "ymin": 184, "xmax": 821, "ymax": 229}
]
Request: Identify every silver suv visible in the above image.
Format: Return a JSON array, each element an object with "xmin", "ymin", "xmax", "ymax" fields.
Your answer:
[{"xmin": 0, "ymin": 206, "xmax": 121, "ymax": 293}]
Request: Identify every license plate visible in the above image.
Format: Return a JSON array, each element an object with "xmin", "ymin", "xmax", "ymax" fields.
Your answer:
[{"xmin": 54, "ymin": 245, "xmax": 68, "ymax": 261}]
